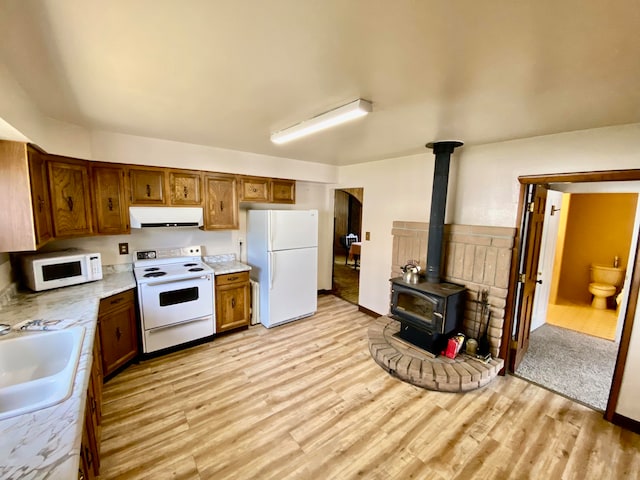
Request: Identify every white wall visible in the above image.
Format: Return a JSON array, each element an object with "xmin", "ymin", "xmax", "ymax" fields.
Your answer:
[
  {"xmin": 89, "ymin": 130, "xmax": 337, "ymax": 184},
  {"xmin": 454, "ymin": 124, "xmax": 640, "ymax": 227},
  {"xmin": 338, "ymin": 123, "xmax": 640, "ymax": 423},
  {"xmin": 338, "ymin": 152, "xmax": 437, "ymax": 314}
]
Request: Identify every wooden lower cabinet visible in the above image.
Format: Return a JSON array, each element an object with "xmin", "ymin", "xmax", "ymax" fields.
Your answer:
[
  {"xmin": 98, "ymin": 289, "xmax": 139, "ymax": 377},
  {"xmin": 80, "ymin": 337, "xmax": 103, "ymax": 479},
  {"xmin": 215, "ymin": 271, "xmax": 250, "ymax": 333}
]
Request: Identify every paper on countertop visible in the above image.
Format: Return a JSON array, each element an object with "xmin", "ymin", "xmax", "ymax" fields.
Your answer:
[{"xmin": 12, "ymin": 318, "xmax": 77, "ymax": 331}]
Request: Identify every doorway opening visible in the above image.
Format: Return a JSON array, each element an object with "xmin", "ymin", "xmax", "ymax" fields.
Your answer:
[
  {"xmin": 515, "ymin": 189, "xmax": 638, "ymax": 410},
  {"xmin": 332, "ymin": 188, "xmax": 363, "ymax": 305},
  {"xmin": 504, "ymin": 169, "xmax": 640, "ymax": 422}
]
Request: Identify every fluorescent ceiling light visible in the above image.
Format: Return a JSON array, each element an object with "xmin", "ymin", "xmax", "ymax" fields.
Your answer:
[{"xmin": 271, "ymin": 99, "xmax": 372, "ymax": 144}]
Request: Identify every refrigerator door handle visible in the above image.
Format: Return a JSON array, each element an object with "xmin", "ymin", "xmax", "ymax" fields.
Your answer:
[{"xmin": 269, "ymin": 252, "xmax": 275, "ymax": 290}]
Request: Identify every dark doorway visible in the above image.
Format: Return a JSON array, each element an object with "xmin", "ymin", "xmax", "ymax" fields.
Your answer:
[{"xmin": 333, "ymin": 188, "xmax": 363, "ymax": 304}]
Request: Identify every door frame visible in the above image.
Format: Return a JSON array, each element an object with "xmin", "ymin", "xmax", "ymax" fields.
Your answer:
[{"xmin": 501, "ymin": 168, "xmax": 640, "ymax": 422}]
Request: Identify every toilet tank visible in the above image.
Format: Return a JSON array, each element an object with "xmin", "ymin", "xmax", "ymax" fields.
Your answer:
[{"xmin": 590, "ymin": 264, "xmax": 625, "ymax": 287}]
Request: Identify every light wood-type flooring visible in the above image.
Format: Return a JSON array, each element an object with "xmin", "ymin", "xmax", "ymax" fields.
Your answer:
[
  {"xmin": 546, "ymin": 300, "xmax": 618, "ymax": 340},
  {"xmin": 98, "ymin": 295, "xmax": 640, "ymax": 480}
]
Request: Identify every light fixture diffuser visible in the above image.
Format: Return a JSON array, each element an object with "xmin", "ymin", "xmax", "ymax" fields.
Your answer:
[{"xmin": 270, "ymin": 99, "xmax": 372, "ymax": 144}]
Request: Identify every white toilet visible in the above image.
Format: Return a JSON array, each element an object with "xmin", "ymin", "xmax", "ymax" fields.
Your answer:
[{"xmin": 588, "ymin": 264, "xmax": 625, "ymax": 310}]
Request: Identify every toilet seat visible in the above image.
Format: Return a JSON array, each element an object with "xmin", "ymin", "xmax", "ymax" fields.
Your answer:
[
  {"xmin": 588, "ymin": 282, "xmax": 616, "ymax": 309},
  {"xmin": 589, "ymin": 282, "xmax": 616, "ymax": 295}
]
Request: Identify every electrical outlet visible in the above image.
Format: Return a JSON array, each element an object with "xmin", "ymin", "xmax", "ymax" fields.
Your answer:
[
  {"xmin": 119, "ymin": 243, "xmax": 129, "ymax": 255},
  {"xmin": 365, "ymin": 232, "xmax": 370, "ymax": 241}
]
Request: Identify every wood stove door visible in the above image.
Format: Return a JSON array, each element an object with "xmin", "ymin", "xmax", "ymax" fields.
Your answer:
[{"xmin": 511, "ymin": 184, "xmax": 547, "ymax": 371}]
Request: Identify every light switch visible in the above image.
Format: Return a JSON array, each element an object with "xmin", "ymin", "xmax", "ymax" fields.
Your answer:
[{"xmin": 365, "ymin": 232, "xmax": 370, "ymax": 241}]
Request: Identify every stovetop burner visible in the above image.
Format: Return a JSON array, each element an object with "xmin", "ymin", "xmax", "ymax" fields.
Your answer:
[
  {"xmin": 133, "ymin": 246, "xmax": 214, "ymax": 284},
  {"xmin": 144, "ymin": 271, "xmax": 167, "ymax": 278}
]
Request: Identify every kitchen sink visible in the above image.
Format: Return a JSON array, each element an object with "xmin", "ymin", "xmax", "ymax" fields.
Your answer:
[{"xmin": 0, "ymin": 327, "xmax": 85, "ymax": 420}]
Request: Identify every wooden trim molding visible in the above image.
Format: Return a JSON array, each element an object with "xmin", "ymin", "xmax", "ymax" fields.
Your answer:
[
  {"xmin": 605, "ymin": 225, "xmax": 640, "ymax": 421},
  {"xmin": 611, "ymin": 413, "xmax": 640, "ymax": 435},
  {"xmin": 519, "ymin": 169, "xmax": 640, "ymax": 184},
  {"xmin": 358, "ymin": 304, "xmax": 381, "ymax": 318},
  {"xmin": 507, "ymin": 168, "xmax": 640, "ymax": 424}
]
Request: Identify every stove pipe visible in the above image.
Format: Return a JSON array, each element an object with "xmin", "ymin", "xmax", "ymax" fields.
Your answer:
[{"xmin": 425, "ymin": 140, "xmax": 463, "ymax": 283}]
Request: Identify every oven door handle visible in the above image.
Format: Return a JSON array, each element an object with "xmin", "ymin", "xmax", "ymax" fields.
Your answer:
[
  {"xmin": 145, "ymin": 275, "xmax": 210, "ymax": 287},
  {"xmin": 146, "ymin": 316, "xmax": 210, "ymax": 332}
]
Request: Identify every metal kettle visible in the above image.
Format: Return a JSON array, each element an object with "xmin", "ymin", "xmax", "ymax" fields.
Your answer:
[{"xmin": 401, "ymin": 263, "xmax": 421, "ymax": 284}]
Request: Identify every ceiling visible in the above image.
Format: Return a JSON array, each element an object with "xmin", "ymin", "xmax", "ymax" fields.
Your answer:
[{"xmin": 1, "ymin": 0, "xmax": 639, "ymax": 166}]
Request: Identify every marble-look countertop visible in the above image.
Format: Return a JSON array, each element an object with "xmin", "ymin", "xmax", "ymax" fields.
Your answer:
[
  {"xmin": 204, "ymin": 254, "xmax": 251, "ymax": 275},
  {"xmin": 0, "ymin": 272, "xmax": 136, "ymax": 480}
]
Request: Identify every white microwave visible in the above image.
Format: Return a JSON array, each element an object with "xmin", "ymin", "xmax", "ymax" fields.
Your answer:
[{"xmin": 20, "ymin": 249, "xmax": 103, "ymax": 292}]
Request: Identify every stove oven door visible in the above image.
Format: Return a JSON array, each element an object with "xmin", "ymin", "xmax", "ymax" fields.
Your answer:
[{"xmin": 140, "ymin": 274, "xmax": 214, "ymax": 330}]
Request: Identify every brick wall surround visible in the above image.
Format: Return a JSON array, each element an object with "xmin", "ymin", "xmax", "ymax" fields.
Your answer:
[{"xmin": 391, "ymin": 221, "xmax": 516, "ymax": 358}]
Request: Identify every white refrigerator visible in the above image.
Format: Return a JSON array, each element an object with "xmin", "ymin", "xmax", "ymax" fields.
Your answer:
[{"xmin": 247, "ymin": 209, "xmax": 318, "ymax": 328}]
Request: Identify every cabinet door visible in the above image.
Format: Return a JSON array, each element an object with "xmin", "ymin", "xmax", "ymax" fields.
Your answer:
[
  {"xmin": 239, "ymin": 176, "xmax": 270, "ymax": 202},
  {"xmin": 91, "ymin": 164, "xmax": 129, "ymax": 234},
  {"xmin": 98, "ymin": 290, "xmax": 139, "ymax": 377},
  {"xmin": 271, "ymin": 179, "xmax": 296, "ymax": 204},
  {"xmin": 169, "ymin": 170, "xmax": 202, "ymax": 205},
  {"xmin": 27, "ymin": 147, "xmax": 53, "ymax": 246},
  {"xmin": 215, "ymin": 273, "xmax": 250, "ymax": 332},
  {"xmin": 47, "ymin": 157, "xmax": 93, "ymax": 237},
  {"xmin": 129, "ymin": 167, "xmax": 166, "ymax": 205},
  {"xmin": 204, "ymin": 174, "xmax": 239, "ymax": 230}
]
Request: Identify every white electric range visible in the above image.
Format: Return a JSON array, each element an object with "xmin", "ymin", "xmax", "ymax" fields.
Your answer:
[{"xmin": 133, "ymin": 245, "xmax": 215, "ymax": 354}]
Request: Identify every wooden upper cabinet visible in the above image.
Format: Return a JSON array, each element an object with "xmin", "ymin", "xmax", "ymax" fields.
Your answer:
[
  {"xmin": 239, "ymin": 176, "xmax": 270, "ymax": 202},
  {"xmin": 204, "ymin": 174, "xmax": 239, "ymax": 230},
  {"xmin": 128, "ymin": 167, "xmax": 166, "ymax": 205},
  {"xmin": 28, "ymin": 146, "xmax": 54, "ymax": 247},
  {"xmin": 169, "ymin": 169, "xmax": 202, "ymax": 205},
  {"xmin": 271, "ymin": 179, "xmax": 295, "ymax": 204},
  {"xmin": 0, "ymin": 141, "xmax": 53, "ymax": 251},
  {"xmin": 47, "ymin": 156, "xmax": 93, "ymax": 238},
  {"xmin": 91, "ymin": 163, "xmax": 129, "ymax": 235}
]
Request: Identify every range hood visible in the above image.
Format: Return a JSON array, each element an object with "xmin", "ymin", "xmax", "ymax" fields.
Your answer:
[{"xmin": 129, "ymin": 207, "xmax": 204, "ymax": 228}]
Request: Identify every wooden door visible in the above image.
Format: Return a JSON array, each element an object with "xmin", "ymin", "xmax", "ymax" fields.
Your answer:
[
  {"xmin": 204, "ymin": 174, "xmax": 238, "ymax": 229},
  {"xmin": 129, "ymin": 167, "xmax": 166, "ymax": 205},
  {"xmin": 169, "ymin": 170, "xmax": 202, "ymax": 205},
  {"xmin": 510, "ymin": 184, "xmax": 547, "ymax": 371},
  {"xmin": 47, "ymin": 158, "xmax": 93, "ymax": 237},
  {"xmin": 27, "ymin": 147, "xmax": 53, "ymax": 247},
  {"xmin": 92, "ymin": 164, "xmax": 129, "ymax": 234}
]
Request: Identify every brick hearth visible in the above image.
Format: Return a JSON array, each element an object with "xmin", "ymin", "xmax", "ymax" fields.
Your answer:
[{"xmin": 368, "ymin": 316, "xmax": 504, "ymax": 392}]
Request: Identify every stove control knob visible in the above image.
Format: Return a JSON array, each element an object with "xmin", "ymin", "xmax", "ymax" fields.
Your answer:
[{"xmin": 148, "ymin": 252, "xmax": 156, "ymax": 259}]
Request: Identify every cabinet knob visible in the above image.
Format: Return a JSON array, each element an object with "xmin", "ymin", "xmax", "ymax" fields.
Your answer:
[
  {"xmin": 37, "ymin": 195, "xmax": 45, "ymax": 212},
  {"xmin": 66, "ymin": 196, "xmax": 74, "ymax": 211},
  {"xmin": 231, "ymin": 298, "xmax": 236, "ymax": 308},
  {"xmin": 146, "ymin": 184, "xmax": 151, "ymax": 197},
  {"xmin": 220, "ymin": 201, "xmax": 224, "ymax": 212},
  {"xmin": 115, "ymin": 327, "xmax": 122, "ymax": 340},
  {"xmin": 107, "ymin": 197, "xmax": 113, "ymax": 211},
  {"xmin": 183, "ymin": 186, "xmax": 188, "ymax": 198}
]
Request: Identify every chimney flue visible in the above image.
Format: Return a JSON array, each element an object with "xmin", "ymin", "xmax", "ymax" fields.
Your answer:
[{"xmin": 425, "ymin": 140, "xmax": 463, "ymax": 283}]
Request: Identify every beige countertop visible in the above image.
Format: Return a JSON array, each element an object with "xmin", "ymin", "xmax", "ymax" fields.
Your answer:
[
  {"xmin": 0, "ymin": 271, "xmax": 136, "ymax": 480},
  {"xmin": 204, "ymin": 254, "xmax": 251, "ymax": 275}
]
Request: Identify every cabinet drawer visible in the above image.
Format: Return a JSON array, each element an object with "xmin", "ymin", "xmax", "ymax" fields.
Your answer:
[
  {"xmin": 99, "ymin": 289, "xmax": 135, "ymax": 314},
  {"xmin": 215, "ymin": 271, "xmax": 250, "ymax": 286}
]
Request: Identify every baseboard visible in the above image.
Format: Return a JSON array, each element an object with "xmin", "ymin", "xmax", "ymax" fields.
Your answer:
[
  {"xmin": 318, "ymin": 289, "xmax": 333, "ymax": 295},
  {"xmin": 358, "ymin": 305, "xmax": 381, "ymax": 318},
  {"xmin": 611, "ymin": 413, "xmax": 640, "ymax": 434}
]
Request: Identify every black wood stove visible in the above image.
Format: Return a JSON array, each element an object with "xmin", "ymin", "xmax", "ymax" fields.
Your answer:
[{"xmin": 389, "ymin": 140, "xmax": 466, "ymax": 354}]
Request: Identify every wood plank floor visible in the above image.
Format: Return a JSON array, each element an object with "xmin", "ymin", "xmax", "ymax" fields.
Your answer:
[{"xmin": 98, "ymin": 295, "xmax": 640, "ymax": 480}]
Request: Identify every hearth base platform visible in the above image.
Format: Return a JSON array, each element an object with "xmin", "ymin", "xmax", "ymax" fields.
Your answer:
[{"xmin": 368, "ymin": 316, "xmax": 504, "ymax": 392}]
